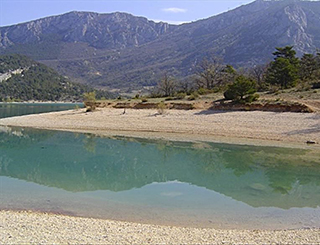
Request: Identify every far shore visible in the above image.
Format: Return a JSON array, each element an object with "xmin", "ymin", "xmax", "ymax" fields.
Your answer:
[{"xmin": 0, "ymin": 107, "xmax": 319, "ymax": 148}]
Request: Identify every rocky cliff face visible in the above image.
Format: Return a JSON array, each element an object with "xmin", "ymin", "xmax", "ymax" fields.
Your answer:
[
  {"xmin": 0, "ymin": 0, "xmax": 320, "ymax": 90},
  {"xmin": 170, "ymin": 0, "xmax": 320, "ymax": 65},
  {"xmin": 0, "ymin": 11, "xmax": 174, "ymax": 50}
]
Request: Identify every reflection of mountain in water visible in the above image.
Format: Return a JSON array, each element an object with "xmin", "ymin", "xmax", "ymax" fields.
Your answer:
[{"xmin": 1, "ymin": 127, "xmax": 320, "ymax": 209}]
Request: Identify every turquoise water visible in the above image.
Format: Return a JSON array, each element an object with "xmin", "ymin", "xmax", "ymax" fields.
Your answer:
[
  {"xmin": 0, "ymin": 122, "xmax": 320, "ymax": 229},
  {"xmin": 0, "ymin": 103, "xmax": 82, "ymax": 119}
]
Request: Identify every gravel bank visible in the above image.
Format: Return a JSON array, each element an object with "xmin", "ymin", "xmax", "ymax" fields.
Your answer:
[
  {"xmin": 1, "ymin": 211, "xmax": 320, "ymax": 244},
  {"xmin": 0, "ymin": 108, "xmax": 319, "ymax": 147}
]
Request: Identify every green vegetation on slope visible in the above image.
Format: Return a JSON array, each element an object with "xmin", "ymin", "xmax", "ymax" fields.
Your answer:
[
  {"xmin": 0, "ymin": 54, "xmax": 114, "ymax": 101},
  {"xmin": 146, "ymin": 46, "xmax": 319, "ymax": 105}
]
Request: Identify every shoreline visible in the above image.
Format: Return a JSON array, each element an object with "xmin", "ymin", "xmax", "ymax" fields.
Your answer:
[
  {"xmin": 0, "ymin": 108, "xmax": 319, "ymax": 149},
  {"xmin": 1, "ymin": 210, "xmax": 319, "ymax": 244},
  {"xmin": 1, "ymin": 108, "xmax": 320, "ymax": 243}
]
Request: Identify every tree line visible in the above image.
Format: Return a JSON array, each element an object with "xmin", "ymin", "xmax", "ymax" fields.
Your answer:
[{"xmin": 154, "ymin": 46, "xmax": 320, "ymax": 103}]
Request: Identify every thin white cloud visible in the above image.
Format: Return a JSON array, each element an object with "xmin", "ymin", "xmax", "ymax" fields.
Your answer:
[{"xmin": 162, "ymin": 8, "xmax": 187, "ymax": 13}]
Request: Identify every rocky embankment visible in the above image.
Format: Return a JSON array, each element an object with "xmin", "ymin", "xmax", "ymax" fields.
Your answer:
[{"xmin": 86, "ymin": 100, "xmax": 315, "ymax": 113}]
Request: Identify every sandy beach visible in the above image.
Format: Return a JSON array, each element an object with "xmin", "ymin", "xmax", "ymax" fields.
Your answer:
[
  {"xmin": 1, "ymin": 210, "xmax": 320, "ymax": 244},
  {"xmin": 0, "ymin": 108, "xmax": 319, "ymax": 147},
  {"xmin": 1, "ymin": 108, "xmax": 320, "ymax": 243}
]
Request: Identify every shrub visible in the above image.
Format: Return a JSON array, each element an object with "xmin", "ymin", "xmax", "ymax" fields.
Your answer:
[
  {"xmin": 224, "ymin": 75, "xmax": 257, "ymax": 103},
  {"xmin": 83, "ymin": 92, "xmax": 96, "ymax": 112},
  {"xmin": 296, "ymin": 81, "xmax": 312, "ymax": 92},
  {"xmin": 165, "ymin": 97, "xmax": 175, "ymax": 101},
  {"xmin": 141, "ymin": 98, "xmax": 148, "ymax": 102},
  {"xmin": 188, "ymin": 91, "xmax": 199, "ymax": 100},
  {"xmin": 223, "ymin": 89, "xmax": 235, "ymax": 100},
  {"xmin": 175, "ymin": 92, "xmax": 187, "ymax": 100},
  {"xmin": 267, "ymin": 85, "xmax": 280, "ymax": 94},
  {"xmin": 197, "ymin": 88, "xmax": 209, "ymax": 95},
  {"xmin": 157, "ymin": 101, "xmax": 166, "ymax": 115},
  {"xmin": 245, "ymin": 94, "xmax": 259, "ymax": 103}
]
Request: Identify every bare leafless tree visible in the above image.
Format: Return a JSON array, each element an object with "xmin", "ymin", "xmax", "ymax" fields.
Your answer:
[
  {"xmin": 249, "ymin": 64, "xmax": 268, "ymax": 90},
  {"xmin": 194, "ymin": 57, "xmax": 225, "ymax": 89},
  {"xmin": 178, "ymin": 76, "xmax": 196, "ymax": 94},
  {"xmin": 158, "ymin": 73, "xmax": 176, "ymax": 97}
]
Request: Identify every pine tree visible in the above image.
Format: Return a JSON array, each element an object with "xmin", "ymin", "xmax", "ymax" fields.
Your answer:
[{"xmin": 266, "ymin": 46, "xmax": 299, "ymax": 89}]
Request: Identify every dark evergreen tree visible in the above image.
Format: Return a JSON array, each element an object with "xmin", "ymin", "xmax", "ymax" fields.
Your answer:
[
  {"xmin": 272, "ymin": 46, "xmax": 299, "ymax": 65},
  {"xmin": 265, "ymin": 46, "xmax": 299, "ymax": 89},
  {"xmin": 299, "ymin": 53, "xmax": 318, "ymax": 81},
  {"xmin": 224, "ymin": 75, "xmax": 257, "ymax": 103}
]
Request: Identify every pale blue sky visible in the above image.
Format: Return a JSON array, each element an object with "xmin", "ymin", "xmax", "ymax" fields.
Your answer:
[{"xmin": 0, "ymin": 0, "xmax": 255, "ymax": 27}]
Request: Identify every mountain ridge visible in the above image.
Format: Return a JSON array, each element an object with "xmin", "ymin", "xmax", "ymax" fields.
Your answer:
[
  {"xmin": 0, "ymin": 11, "xmax": 174, "ymax": 50},
  {"xmin": 1, "ymin": 0, "xmax": 320, "ymax": 91}
]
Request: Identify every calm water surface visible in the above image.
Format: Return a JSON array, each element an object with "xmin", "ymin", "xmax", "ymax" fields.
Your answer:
[
  {"xmin": 0, "ymin": 104, "xmax": 320, "ymax": 229},
  {"xmin": 0, "ymin": 103, "xmax": 82, "ymax": 119},
  {"xmin": 0, "ymin": 116, "xmax": 320, "ymax": 229}
]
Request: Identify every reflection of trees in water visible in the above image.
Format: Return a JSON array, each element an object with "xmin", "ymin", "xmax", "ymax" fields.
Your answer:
[
  {"xmin": 1, "ymin": 130, "xmax": 320, "ymax": 208},
  {"xmin": 90, "ymin": 136, "xmax": 320, "ymax": 196},
  {"xmin": 264, "ymin": 157, "xmax": 320, "ymax": 194},
  {"xmin": 0, "ymin": 126, "xmax": 54, "ymax": 149},
  {"xmin": 186, "ymin": 142, "xmax": 320, "ymax": 197},
  {"xmin": 0, "ymin": 155, "xmax": 12, "ymax": 172},
  {"xmin": 222, "ymin": 149, "xmax": 255, "ymax": 177},
  {"xmin": 199, "ymin": 150, "xmax": 223, "ymax": 174},
  {"xmin": 266, "ymin": 164, "xmax": 297, "ymax": 194},
  {"xmin": 156, "ymin": 141, "xmax": 174, "ymax": 164},
  {"xmin": 83, "ymin": 134, "xmax": 96, "ymax": 154}
]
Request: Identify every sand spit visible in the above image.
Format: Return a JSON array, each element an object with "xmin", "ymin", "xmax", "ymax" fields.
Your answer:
[
  {"xmin": 0, "ymin": 108, "xmax": 319, "ymax": 148},
  {"xmin": 0, "ymin": 211, "xmax": 319, "ymax": 244}
]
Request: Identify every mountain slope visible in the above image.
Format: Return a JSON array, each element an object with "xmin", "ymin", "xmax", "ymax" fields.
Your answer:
[
  {"xmin": 0, "ymin": 54, "xmax": 113, "ymax": 101},
  {"xmin": 1, "ymin": 0, "xmax": 320, "ymax": 90},
  {"xmin": 0, "ymin": 11, "xmax": 173, "ymax": 55}
]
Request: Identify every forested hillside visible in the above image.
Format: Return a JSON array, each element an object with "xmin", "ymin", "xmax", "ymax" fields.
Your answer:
[{"xmin": 0, "ymin": 54, "xmax": 113, "ymax": 101}]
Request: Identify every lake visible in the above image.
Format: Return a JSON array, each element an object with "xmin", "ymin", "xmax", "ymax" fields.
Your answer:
[
  {"xmin": 0, "ymin": 102, "xmax": 82, "ymax": 119},
  {"xmin": 0, "ymin": 104, "xmax": 320, "ymax": 229}
]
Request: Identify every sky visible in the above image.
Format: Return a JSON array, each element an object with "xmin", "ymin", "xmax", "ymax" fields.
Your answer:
[{"xmin": 0, "ymin": 0, "xmax": 255, "ymax": 27}]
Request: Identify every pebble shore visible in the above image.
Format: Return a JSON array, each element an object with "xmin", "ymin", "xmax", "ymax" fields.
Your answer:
[
  {"xmin": 1, "ymin": 211, "xmax": 320, "ymax": 244},
  {"xmin": 0, "ymin": 108, "xmax": 319, "ymax": 147}
]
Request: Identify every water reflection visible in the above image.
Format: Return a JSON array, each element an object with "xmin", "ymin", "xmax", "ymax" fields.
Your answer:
[{"xmin": 0, "ymin": 127, "xmax": 320, "ymax": 209}]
